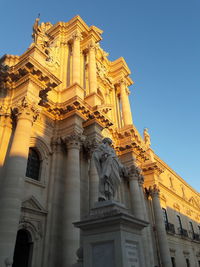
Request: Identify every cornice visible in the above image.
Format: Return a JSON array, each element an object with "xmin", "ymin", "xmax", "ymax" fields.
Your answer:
[
  {"xmin": 10, "ymin": 54, "xmax": 61, "ymax": 87},
  {"xmin": 14, "ymin": 72, "xmax": 47, "ymax": 90},
  {"xmin": 158, "ymin": 183, "xmax": 200, "ymax": 214},
  {"xmin": 109, "ymin": 57, "xmax": 134, "ymax": 86},
  {"xmin": 114, "ymin": 124, "xmax": 145, "ymax": 147},
  {"xmin": 113, "ymin": 125, "xmax": 147, "ymax": 161},
  {"xmin": 154, "ymin": 154, "xmax": 200, "ymax": 197},
  {"xmin": 142, "ymin": 161, "xmax": 165, "ymax": 176},
  {"xmin": 41, "ymin": 96, "xmax": 113, "ymax": 128}
]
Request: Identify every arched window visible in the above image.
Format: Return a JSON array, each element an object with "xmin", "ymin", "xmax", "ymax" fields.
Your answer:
[
  {"xmin": 13, "ymin": 229, "xmax": 33, "ymax": 267},
  {"xmin": 26, "ymin": 148, "xmax": 40, "ymax": 180}
]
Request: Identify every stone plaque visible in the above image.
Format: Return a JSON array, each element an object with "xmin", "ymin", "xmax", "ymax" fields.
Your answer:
[
  {"xmin": 125, "ymin": 240, "xmax": 140, "ymax": 267},
  {"xmin": 92, "ymin": 241, "xmax": 115, "ymax": 267}
]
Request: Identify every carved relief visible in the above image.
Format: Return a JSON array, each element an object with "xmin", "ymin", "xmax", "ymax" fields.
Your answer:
[
  {"xmin": 45, "ymin": 41, "xmax": 61, "ymax": 72},
  {"xmin": 96, "ymin": 61, "xmax": 113, "ymax": 86}
]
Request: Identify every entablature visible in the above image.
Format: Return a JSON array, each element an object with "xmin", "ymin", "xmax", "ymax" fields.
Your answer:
[
  {"xmin": 40, "ymin": 96, "xmax": 113, "ymax": 129},
  {"xmin": 113, "ymin": 125, "xmax": 147, "ymax": 161}
]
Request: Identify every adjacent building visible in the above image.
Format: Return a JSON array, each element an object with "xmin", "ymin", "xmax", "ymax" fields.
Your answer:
[{"xmin": 0, "ymin": 15, "xmax": 199, "ymax": 267}]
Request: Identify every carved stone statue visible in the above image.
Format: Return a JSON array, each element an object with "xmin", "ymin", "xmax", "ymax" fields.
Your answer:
[
  {"xmin": 32, "ymin": 16, "xmax": 52, "ymax": 48},
  {"xmin": 32, "ymin": 16, "xmax": 41, "ymax": 44},
  {"xmin": 92, "ymin": 137, "xmax": 128, "ymax": 201},
  {"xmin": 143, "ymin": 128, "xmax": 151, "ymax": 148}
]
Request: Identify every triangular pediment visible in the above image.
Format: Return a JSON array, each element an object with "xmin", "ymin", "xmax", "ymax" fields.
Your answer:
[{"xmin": 22, "ymin": 196, "xmax": 47, "ymax": 214}]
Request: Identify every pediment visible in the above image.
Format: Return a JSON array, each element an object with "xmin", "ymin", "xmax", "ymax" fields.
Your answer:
[{"xmin": 22, "ymin": 196, "xmax": 47, "ymax": 214}]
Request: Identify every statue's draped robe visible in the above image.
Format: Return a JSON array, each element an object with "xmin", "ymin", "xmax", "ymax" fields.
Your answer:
[{"xmin": 93, "ymin": 143, "xmax": 124, "ymax": 200}]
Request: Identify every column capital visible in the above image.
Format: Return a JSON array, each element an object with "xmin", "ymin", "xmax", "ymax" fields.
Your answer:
[
  {"xmin": 128, "ymin": 165, "xmax": 144, "ymax": 185},
  {"xmin": 13, "ymin": 97, "xmax": 41, "ymax": 123},
  {"xmin": 84, "ymin": 138, "xmax": 100, "ymax": 159},
  {"xmin": 148, "ymin": 184, "xmax": 160, "ymax": 198},
  {"xmin": 118, "ymin": 78, "xmax": 127, "ymax": 87},
  {"xmin": 51, "ymin": 137, "xmax": 63, "ymax": 153},
  {"xmin": 64, "ymin": 133, "xmax": 85, "ymax": 150},
  {"xmin": 87, "ymin": 40, "xmax": 98, "ymax": 52},
  {"xmin": 72, "ymin": 31, "xmax": 83, "ymax": 42}
]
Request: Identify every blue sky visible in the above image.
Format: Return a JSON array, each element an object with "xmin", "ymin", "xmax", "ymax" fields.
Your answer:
[{"xmin": 0, "ymin": 0, "xmax": 199, "ymax": 192}]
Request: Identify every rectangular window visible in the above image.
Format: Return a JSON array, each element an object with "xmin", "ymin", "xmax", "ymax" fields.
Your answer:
[
  {"xmin": 177, "ymin": 215, "xmax": 182, "ymax": 231},
  {"xmin": 162, "ymin": 208, "xmax": 168, "ymax": 225}
]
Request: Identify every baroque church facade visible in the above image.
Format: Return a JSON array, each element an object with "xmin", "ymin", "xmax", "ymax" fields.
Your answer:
[{"xmin": 0, "ymin": 15, "xmax": 199, "ymax": 267}]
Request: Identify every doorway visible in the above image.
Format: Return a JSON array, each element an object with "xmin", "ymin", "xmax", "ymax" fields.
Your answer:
[{"xmin": 12, "ymin": 229, "xmax": 33, "ymax": 267}]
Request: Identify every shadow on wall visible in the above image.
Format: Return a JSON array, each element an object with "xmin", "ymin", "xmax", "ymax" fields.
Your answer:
[{"xmin": 159, "ymin": 205, "xmax": 200, "ymax": 266}]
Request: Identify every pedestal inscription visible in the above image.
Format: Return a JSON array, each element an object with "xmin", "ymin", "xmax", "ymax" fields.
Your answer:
[
  {"xmin": 92, "ymin": 241, "xmax": 115, "ymax": 267},
  {"xmin": 125, "ymin": 241, "xmax": 139, "ymax": 267}
]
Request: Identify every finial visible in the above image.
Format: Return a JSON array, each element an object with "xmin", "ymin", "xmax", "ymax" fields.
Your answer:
[{"xmin": 143, "ymin": 127, "xmax": 151, "ymax": 148}]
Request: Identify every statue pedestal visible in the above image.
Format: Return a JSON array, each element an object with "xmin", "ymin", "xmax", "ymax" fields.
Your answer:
[{"xmin": 74, "ymin": 201, "xmax": 148, "ymax": 267}]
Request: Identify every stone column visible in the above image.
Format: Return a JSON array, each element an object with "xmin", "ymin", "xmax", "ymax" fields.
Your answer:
[
  {"xmin": 129, "ymin": 165, "xmax": 144, "ymax": 219},
  {"xmin": 149, "ymin": 185, "xmax": 171, "ymax": 267},
  {"xmin": 44, "ymin": 137, "xmax": 64, "ymax": 267},
  {"xmin": 72, "ymin": 31, "xmax": 82, "ymax": 85},
  {"xmin": 0, "ymin": 98, "xmax": 39, "ymax": 267},
  {"xmin": 86, "ymin": 139, "xmax": 99, "ymax": 209},
  {"xmin": 88, "ymin": 41, "xmax": 97, "ymax": 94},
  {"xmin": 119, "ymin": 79, "xmax": 133, "ymax": 126},
  {"xmin": 62, "ymin": 134, "xmax": 84, "ymax": 267}
]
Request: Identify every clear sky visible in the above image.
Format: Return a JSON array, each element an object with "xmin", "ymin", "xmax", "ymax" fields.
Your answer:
[{"xmin": 0, "ymin": 0, "xmax": 199, "ymax": 192}]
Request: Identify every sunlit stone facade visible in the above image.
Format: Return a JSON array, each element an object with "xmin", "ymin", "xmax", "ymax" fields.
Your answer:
[{"xmin": 0, "ymin": 15, "xmax": 199, "ymax": 267}]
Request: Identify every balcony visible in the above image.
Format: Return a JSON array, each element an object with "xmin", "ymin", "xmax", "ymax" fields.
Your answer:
[
  {"xmin": 193, "ymin": 233, "xmax": 200, "ymax": 241},
  {"xmin": 165, "ymin": 223, "xmax": 175, "ymax": 234},
  {"xmin": 178, "ymin": 227, "xmax": 188, "ymax": 237}
]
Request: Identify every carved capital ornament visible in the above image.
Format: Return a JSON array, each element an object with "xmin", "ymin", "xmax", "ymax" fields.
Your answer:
[
  {"xmin": 13, "ymin": 97, "xmax": 41, "ymax": 123},
  {"xmin": 65, "ymin": 133, "xmax": 85, "ymax": 149}
]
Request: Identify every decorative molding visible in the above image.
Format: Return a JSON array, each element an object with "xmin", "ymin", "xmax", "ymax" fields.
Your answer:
[{"xmin": 21, "ymin": 195, "xmax": 47, "ymax": 215}]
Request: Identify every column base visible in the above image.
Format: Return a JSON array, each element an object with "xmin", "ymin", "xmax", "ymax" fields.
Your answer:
[{"xmin": 74, "ymin": 200, "xmax": 148, "ymax": 267}]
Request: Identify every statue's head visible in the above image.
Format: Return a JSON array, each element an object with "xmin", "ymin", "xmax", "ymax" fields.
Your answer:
[{"xmin": 102, "ymin": 137, "xmax": 112, "ymax": 145}]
